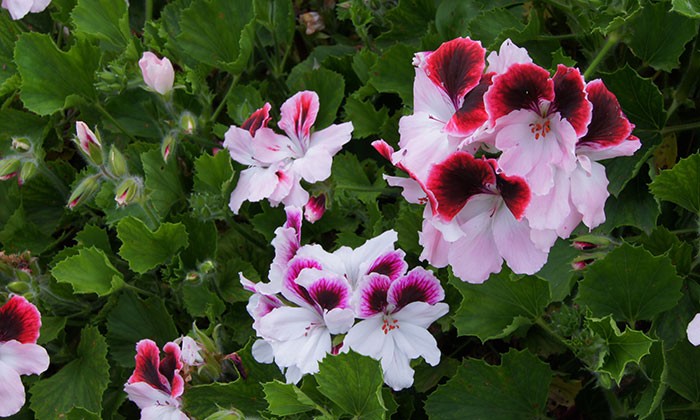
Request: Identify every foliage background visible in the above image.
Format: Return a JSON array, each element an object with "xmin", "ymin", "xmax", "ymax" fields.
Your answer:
[{"xmin": 2, "ymin": 0, "xmax": 700, "ymax": 418}]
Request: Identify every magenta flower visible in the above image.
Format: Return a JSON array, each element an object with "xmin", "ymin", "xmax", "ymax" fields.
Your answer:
[
  {"xmin": 224, "ymin": 91, "xmax": 353, "ymax": 214},
  {"xmin": 139, "ymin": 52, "xmax": 175, "ymax": 96},
  {"xmin": 0, "ymin": 296, "xmax": 50, "ymax": 417},
  {"xmin": 124, "ymin": 340, "xmax": 188, "ymax": 420},
  {"xmin": 1, "ymin": 0, "xmax": 50, "ymax": 20}
]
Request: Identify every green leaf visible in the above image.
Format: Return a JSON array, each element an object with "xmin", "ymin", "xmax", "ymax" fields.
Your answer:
[
  {"xmin": 254, "ymin": 0, "xmax": 295, "ymax": 50},
  {"xmin": 142, "ymin": 148, "xmax": 185, "ymax": 218},
  {"xmin": 193, "ymin": 151, "xmax": 235, "ymax": 195},
  {"xmin": 75, "ymin": 225, "xmax": 112, "ymax": 254},
  {"xmin": 30, "ymin": 326, "xmax": 109, "ymax": 420},
  {"xmin": 106, "ymin": 293, "xmax": 179, "ymax": 367},
  {"xmin": 628, "ymin": 2, "xmax": 699, "ymax": 72},
  {"xmin": 263, "ymin": 381, "xmax": 318, "ymax": 416},
  {"xmin": 451, "ymin": 271, "xmax": 551, "ymax": 341},
  {"xmin": 316, "ymin": 351, "xmax": 387, "ymax": 419},
  {"xmin": 650, "ymin": 153, "xmax": 700, "ymax": 213},
  {"xmin": 588, "ymin": 316, "xmax": 654, "ymax": 384},
  {"xmin": 226, "ymin": 84, "xmax": 264, "ymax": 125},
  {"xmin": 0, "ymin": 15, "xmax": 21, "ymax": 94},
  {"xmin": 666, "ymin": 338, "xmax": 700, "ymax": 402},
  {"xmin": 435, "ymin": 0, "xmax": 481, "ymax": 39},
  {"xmin": 536, "ymin": 238, "xmax": 579, "ymax": 302},
  {"xmin": 635, "ymin": 341, "xmax": 668, "ymax": 419},
  {"xmin": 0, "ymin": 205, "xmax": 52, "ymax": 254},
  {"xmin": 287, "ymin": 66, "xmax": 345, "ymax": 129},
  {"xmin": 51, "ymin": 246, "xmax": 124, "ymax": 296},
  {"xmin": 425, "ymin": 349, "xmax": 552, "ymax": 419},
  {"xmin": 600, "ymin": 174, "xmax": 659, "ymax": 233},
  {"xmin": 602, "ymin": 65, "xmax": 666, "ymax": 131},
  {"xmin": 38, "ymin": 316, "xmax": 67, "ymax": 345},
  {"xmin": 467, "ymin": 7, "xmax": 524, "ymax": 50},
  {"xmin": 637, "ymin": 226, "xmax": 693, "ymax": 275},
  {"xmin": 343, "ymin": 96, "xmax": 389, "ymax": 138},
  {"xmin": 183, "ymin": 282, "xmax": 225, "ymax": 320},
  {"xmin": 71, "ymin": 0, "xmax": 130, "ymax": 51},
  {"xmin": 672, "ymin": 0, "xmax": 700, "ymax": 18},
  {"xmin": 369, "ymin": 43, "xmax": 415, "ymax": 106},
  {"xmin": 14, "ymin": 34, "xmax": 98, "ymax": 115},
  {"xmin": 117, "ymin": 216, "xmax": 189, "ymax": 273},
  {"xmin": 376, "ymin": 0, "xmax": 438, "ymax": 45},
  {"xmin": 332, "ymin": 153, "xmax": 386, "ymax": 205},
  {"xmin": 174, "ymin": 0, "xmax": 254, "ymax": 71},
  {"xmin": 576, "ymin": 244, "xmax": 683, "ymax": 323}
]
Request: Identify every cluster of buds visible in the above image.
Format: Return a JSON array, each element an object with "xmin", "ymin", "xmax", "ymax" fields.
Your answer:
[
  {"xmin": 67, "ymin": 122, "xmax": 144, "ymax": 209},
  {"xmin": 570, "ymin": 234, "xmax": 614, "ymax": 270},
  {"xmin": 0, "ymin": 137, "xmax": 42, "ymax": 186}
]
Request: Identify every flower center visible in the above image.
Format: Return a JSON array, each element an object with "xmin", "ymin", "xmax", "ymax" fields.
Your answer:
[
  {"xmin": 381, "ymin": 314, "xmax": 400, "ymax": 335},
  {"xmin": 529, "ymin": 119, "xmax": 551, "ymax": 140}
]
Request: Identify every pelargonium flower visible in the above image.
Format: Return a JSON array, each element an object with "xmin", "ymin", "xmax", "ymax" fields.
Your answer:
[
  {"xmin": 484, "ymin": 63, "xmax": 592, "ymax": 195},
  {"xmin": 139, "ymin": 52, "xmax": 175, "ymax": 96},
  {"xmin": 1, "ymin": 0, "xmax": 50, "ymax": 20},
  {"xmin": 224, "ymin": 91, "xmax": 353, "ymax": 214},
  {"xmin": 0, "ymin": 295, "xmax": 50, "ymax": 417},
  {"xmin": 124, "ymin": 340, "xmax": 188, "ymax": 420},
  {"xmin": 343, "ymin": 268, "xmax": 448, "ymax": 391}
]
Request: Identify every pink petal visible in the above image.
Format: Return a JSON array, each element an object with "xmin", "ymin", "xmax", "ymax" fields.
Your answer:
[
  {"xmin": 30, "ymin": 0, "xmax": 51, "ymax": 13},
  {"xmin": 485, "ymin": 38, "xmax": 533, "ymax": 74},
  {"xmin": 396, "ymin": 112, "xmax": 460, "ymax": 181},
  {"xmin": 525, "ymin": 168, "xmax": 572, "ymax": 231},
  {"xmin": 241, "ymin": 103, "xmax": 272, "ymax": 135},
  {"xmin": 552, "ymin": 65, "xmax": 592, "ymax": 137},
  {"xmin": 367, "ymin": 250, "xmax": 408, "ymax": 281},
  {"xmin": 223, "ymin": 126, "xmax": 256, "ymax": 166},
  {"xmin": 0, "ymin": 341, "xmax": 49, "ymax": 376},
  {"xmin": 388, "ymin": 267, "xmax": 444, "ymax": 309},
  {"xmin": 282, "ymin": 258, "xmax": 323, "ymax": 307},
  {"xmin": 160, "ymin": 342, "xmax": 184, "ymax": 398},
  {"xmin": 0, "ymin": 295, "xmax": 42, "ymax": 344},
  {"xmin": 418, "ymin": 217, "xmax": 451, "ymax": 268},
  {"xmin": 279, "ymin": 91, "xmax": 319, "ymax": 147},
  {"xmin": 228, "ymin": 166, "xmax": 279, "ymax": 213},
  {"xmin": 447, "ymin": 204, "xmax": 503, "ymax": 283},
  {"xmin": 141, "ymin": 404, "xmax": 189, "ymax": 420},
  {"xmin": 570, "ymin": 158, "xmax": 609, "ymax": 229},
  {"xmin": 492, "ymin": 207, "xmax": 549, "ymax": 275},
  {"xmin": 581, "ymin": 135, "xmax": 641, "ymax": 161},
  {"xmin": 124, "ymin": 381, "xmax": 177, "ymax": 411},
  {"xmin": 485, "ymin": 63, "xmax": 554, "ymax": 125},
  {"xmin": 250, "ymin": 128, "xmax": 296, "ymax": 164},
  {"xmin": 306, "ymin": 275, "xmax": 352, "ymax": 311},
  {"xmin": 424, "ymin": 38, "xmax": 486, "ymax": 109},
  {"xmin": 128, "ymin": 340, "xmax": 172, "ymax": 395},
  {"xmin": 0, "ymin": 361, "xmax": 26, "ymax": 416},
  {"xmin": 304, "ymin": 194, "xmax": 326, "ymax": 223},
  {"xmin": 412, "ymin": 61, "xmax": 455, "ymax": 120},
  {"xmin": 2, "ymin": 0, "xmax": 32, "ymax": 20}
]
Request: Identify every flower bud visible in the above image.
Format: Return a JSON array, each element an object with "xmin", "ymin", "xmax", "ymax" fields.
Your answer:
[
  {"xmin": 179, "ymin": 111, "xmax": 197, "ymax": 135},
  {"xmin": 304, "ymin": 194, "xmax": 326, "ymax": 223},
  {"xmin": 199, "ymin": 260, "xmax": 216, "ymax": 274},
  {"xmin": 114, "ymin": 177, "xmax": 143, "ymax": 207},
  {"xmin": 7, "ymin": 281, "xmax": 31, "ymax": 294},
  {"xmin": 161, "ymin": 133, "xmax": 177, "ymax": 162},
  {"xmin": 108, "ymin": 146, "xmax": 128, "ymax": 178},
  {"xmin": 572, "ymin": 234, "xmax": 612, "ymax": 251},
  {"xmin": 571, "ymin": 252, "xmax": 607, "ymax": 270},
  {"xmin": 0, "ymin": 158, "xmax": 20, "ymax": 181},
  {"xmin": 67, "ymin": 174, "xmax": 101, "ymax": 209},
  {"xmin": 139, "ymin": 52, "xmax": 175, "ymax": 95},
  {"xmin": 75, "ymin": 121, "xmax": 103, "ymax": 166},
  {"xmin": 185, "ymin": 271, "xmax": 200, "ymax": 283},
  {"xmin": 11, "ymin": 137, "xmax": 32, "ymax": 152},
  {"xmin": 19, "ymin": 161, "xmax": 38, "ymax": 185}
]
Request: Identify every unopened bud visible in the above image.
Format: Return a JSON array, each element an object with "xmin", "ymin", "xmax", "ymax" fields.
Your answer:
[
  {"xmin": 199, "ymin": 260, "xmax": 215, "ymax": 274},
  {"xmin": 572, "ymin": 234, "xmax": 612, "ymax": 251},
  {"xmin": 19, "ymin": 161, "xmax": 38, "ymax": 185},
  {"xmin": 161, "ymin": 133, "xmax": 177, "ymax": 162},
  {"xmin": 114, "ymin": 177, "xmax": 143, "ymax": 207},
  {"xmin": 67, "ymin": 174, "xmax": 101, "ymax": 209},
  {"xmin": 0, "ymin": 158, "xmax": 20, "ymax": 181},
  {"xmin": 75, "ymin": 122, "xmax": 103, "ymax": 166},
  {"xmin": 186, "ymin": 271, "xmax": 199, "ymax": 282},
  {"xmin": 571, "ymin": 252, "xmax": 607, "ymax": 270},
  {"xmin": 300, "ymin": 11, "xmax": 325, "ymax": 35},
  {"xmin": 7, "ymin": 281, "xmax": 31, "ymax": 294},
  {"xmin": 11, "ymin": 137, "xmax": 31, "ymax": 152},
  {"xmin": 225, "ymin": 353, "xmax": 247, "ymax": 379},
  {"xmin": 108, "ymin": 147, "xmax": 128, "ymax": 178},
  {"xmin": 203, "ymin": 409, "xmax": 245, "ymax": 420},
  {"xmin": 179, "ymin": 111, "xmax": 197, "ymax": 135},
  {"xmin": 304, "ymin": 194, "xmax": 326, "ymax": 223}
]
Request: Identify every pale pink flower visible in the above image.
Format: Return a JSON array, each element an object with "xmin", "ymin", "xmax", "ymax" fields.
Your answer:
[
  {"xmin": 485, "ymin": 38, "xmax": 533, "ymax": 74},
  {"xmin": 688, "ymin": 313, "xmax": 700, "ymax": 346},
  {"xmin": 1, "ymin": 0, "xmax": 50, "ymax": 20},
  {"xmin": 139, "ymin": 52, "xmax": 175, "ymax": 95}
]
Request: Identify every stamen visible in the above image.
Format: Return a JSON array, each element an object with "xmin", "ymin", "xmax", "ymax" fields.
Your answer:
[
  {"xmin": 381, "ymin": 315, "xmax": 400, "ymax": 335},
  {"xmin": 528, "ymin": 119, "xmax": 551, "ymax": 140}
]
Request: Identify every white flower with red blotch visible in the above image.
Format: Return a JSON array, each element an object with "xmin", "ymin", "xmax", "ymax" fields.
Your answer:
[
  {"xmin": 1, "ymin": 0, "xmax": 50, "ymax": 20},
  {"xmin": 224, "ymin": 91, "xmax": 353, "ymax": 215},
  {"xmin": 393, "ymin": 37, "xmax": 493, "ymax": 179},
  {"xmin": 343, "ymin": 268, "xmax": 448, "ymax": 391},
  {"xmin": 124, "ymin": 340, "xmax": 189, "ymax": 420},
  {"xmin": 0, "ymin": 295, "xmax": 50, "ymax": 417}
]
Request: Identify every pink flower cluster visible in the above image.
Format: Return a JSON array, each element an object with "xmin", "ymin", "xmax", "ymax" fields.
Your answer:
[
  {"xmin": 374, "ymin": 38, "xmax": 640, "ymax": 284},
  {"xmin": 241, "ymin": 207, "xmax": 449, "ymax": 391}
]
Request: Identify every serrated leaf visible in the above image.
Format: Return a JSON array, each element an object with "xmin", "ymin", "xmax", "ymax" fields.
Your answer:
[
  {"xmin": 635, "ymin": 341, "xmax": 668, "ymax": 419},
  {"xmin": 451, "ymin": 271, "xmax": 551, "ymax": 341},
  {"xmin": 174, "ymin": 0, "xmax": 254, "ymax": 71},
  {"xmin": 435, "ymin": 0, "xmax": 481, "ymax": 39},
  {"xmin": 343, "ymin": 96, "xmax": 389, "ymax": 138},
  {"xmin": 600, "ymin": 174, "xmax": 659, "ymax": 233},
  {"xmin": 226, "ymin": 84, "xmax": 264, "ymax": 125},
  {"xmin": 51, "ymin": 246, "xmax": 124, "ymax": 296},
  {"xmin": 30, "ymin": 326, "xmax": 109, "ymax": 420},
  {"xmin": 425, "ymin": 349, "xmax": 552, "ymax": 419},
  {"xmin": 628, "ymin": 2, "xmax": 699, "ymax": 72},
  {"xmin": 0, "ymin": 14, "xmax": 20, "ymax": 93},
  {"xmin": 536, "ymin": 238, "xmax": 578, "ymax": 302},
  {"xmin": 650, "ymin": 153, "xmax": 700, "ymax": 213},
  {"xmin": 75, "ymin": 225, "xmax": 112, "ymax": 254},
  {"xmin": 117, "ymin": 216, "xmax": 189, "ymax": 273},
  {"xmin": 376, "ymin": 0, "xmax": 438, "ymax": 45},
  {"xmin": 316, "ymin": 351, "xmax": 386, "ymax": 419},
  {"xmin": 672, "ymin": 0, "xmax": 700, "ymax": 18},
  {"xmin": 193, "ymin": 151, "xmax": 234, "ymax": 195},
  {"xmin": 71, "ymin": 0, "xmax": 130, "ymax": 51},
  {"xmin": 38, "ymin": 316, "xmax": 67, "ymax": 345},
  {"xmin": 666, "ymin": 338, "xmax": 700, "ymax": 402},
  {"xmin": 142, "ymin": 148, "xmax": 185, "ymax": 218},
  {"xmin": 331, "ymin": 153, "xmax": 386, "ymax": 205},
  {"xmin": 254, "ymin": 0, "xmax": 295, "ymax": 50},
  {"xmin": 467, "ymin": 7, "xmax": 524, "ymax": 49},
  {"xmin": 602, "ymin": 65, "xmax": 666, "ymax": 131},
  {"xmin": 369, "ymin": 43, "xmax": 415, "ymax": 106},
  {"xmin": 287, "ymin": 66, "xmax": 345, "ymax": 129},
  {"xmin": 263, "ymin": 381, "xmax": 318, "ymax": 416},
  {"xmin": 0, "ymin": 205, "xmax": 52, "ymax": 254},
  {"xmin": 576, "ymin": 244, "xmax": 683, "ymax": 324},
  {"xmin": 638, "ymin": 226, "xmax": 693, "ymax": 275},
  {"xmin": 15, "ymin": 34, "xmax": 99, "ymax": 115},
  {"xmin": 183, "ymin": 282, "xmax": 225, "ymax": 320},
  {"xmin": 106, "ymin": 293, "xmax": 178, "ymax": 367},
  {"xmin": 588, "ymin": 316, "xmax": 653, "ymax": 384}
]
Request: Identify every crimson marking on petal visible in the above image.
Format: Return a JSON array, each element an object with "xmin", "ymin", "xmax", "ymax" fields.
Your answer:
[
  {"xmin": 577, "ymin": 79, "xmax": 633, "ymax": 148},
  {"xmin": 359, "ymin": 274, "xmax": 392, "ymax": 317},
  {"xmin": 389, "ymin": 268, "xmax": 444, "ymax": 309},
  {"xmin": 446, "ymin": 72, "xmax": 494, "ymax": 136},
  {"xmin": 367, "ymin": 251, "xmax": 408, "ymax": 281},
  {"xmin": 0, "ymin": 295, "xmax": 41, "ymax": 344},
  {"xmin": 485, "ymin": 63, "xmax": 554, "ymax": 123},
  {"xmin": 241, "ymin": 103, "xmax": 272, "ymax": 135},
  {"xmin": 371, "ymin": 140, "xmax": 394, "ymax": 161},
  {"xmin": 130, "ymin": 340, "xmax": 171, "ymax": 394},
  {"xmin": 308, "ymin": 278, "xmax": 350, "ymax": 311},
  {"xmin": 159, "ymin": 342, "xmax": 182, "ymax": 387},
  {"xmin": 425, "ymin": 38, "xmax": 486, "ymax": 109},
  {"xmin": 552, "ymin": 65, "xmax": 591, "ymax": 137},
  {"xmin": 280, "ymin": 91, "xmax": 319, "ymax": 142},
  {"xmin": 496, "ymin": 170, "xmax": 531, "ymax": 220},
  {"xmin": 426, "ymin": 152, "xmax": 496, "ymax": 221},
  {"xmin": 284, "ymin": 206, "xmax": 303, "ymax": 241},
  {"xmin": 284, "ymin": 258, "xmax": 323, "ymax": 305}
]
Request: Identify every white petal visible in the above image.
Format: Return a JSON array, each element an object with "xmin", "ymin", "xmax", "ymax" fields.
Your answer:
[
  {"xmin": 2, "ymin": 0, "xmax": 32, "ymax": 20},
  {"xmin": 688, "ymin": 313, "xmax": 700, "ymax": 346},
  {"xmin": 493, "ymin": 207, "xmax": 549, "ymax": 275},
  {"xmin": 380, "ymin": 351, "xmax": 414, "ymax": 391},
  {"xmin": 344, "ymin": 317, "xmax": 386, "ymax": 360},
  {"xmin": 252, "ymin": 339, "xmax": 274, "ymax": 364},
  {"xmin": 0, "ymin": 361, "xmax": 25, "ymax": 417},
  {"xmin": 141, "ymin": 404, "xmax": 189, "ymax": 420},
  {"xmin": 124, "ymin": 382, "xmax": 174, "ymax": 410},
  {"xmin": 258, "ymin": 307, "xmax": 318, "ymax": 341},
  {"xmin": 324, "ymin": 308, "xmax": 355, "ymax": 335},
  {"xmin": 394, "ymin": 302, "xmax": 449, "ymax": 329},
  {"xmin": 229, "ymin": 167, "xmax": 278, "ymax": 213},
  {"xmin": 570, "ymin": 160, "xmax": 609, "ymax": 229}
]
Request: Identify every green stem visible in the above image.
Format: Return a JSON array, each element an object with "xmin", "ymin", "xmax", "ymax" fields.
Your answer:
[
  {"xmin": 124, "ymin": 283, "xmax": 158, "ymax": 298},
  {"xmin": 139, "ymin": 199, "xmax": 161, "ymax": 227},
  {"xmin": 583, "ymin": 32, "xmax": 620, "ymax": 80},
  {"xmin": 145, "ymin": 0, "xmax": 154, "ymax": 24},
  {"xmin": 211, "ymin": 74, "xmax": 240, "ymax": 123},
  {"xmin": 94, "ymin": 102, "xmax": 138, "ymax": 142},
  {"xmin": 661, "ymin": 121, "xmax": 700, "ymax": 135},
  {"xmin": 534, "ymin": 317, "xmax": 573, "ymax": 350},
  {"xmin": 533, "ymin": 33, "xmax": 578, "ymax": 41}
]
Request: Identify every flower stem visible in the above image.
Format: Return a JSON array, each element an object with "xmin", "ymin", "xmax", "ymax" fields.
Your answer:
[
  {"xmin": 145, "ymin": 0, "xmax": 154, "ymax": 24},
  {"xmin": 211, "ymin": 74, "xmax": 240, "ymax": 123},
  {"xmin": 583, "ymin": 32, "xmax": 620, "ymax": 80},
  {"xmin": 661, "ymin": 120, "xmax": 700, "ymax": 135}
]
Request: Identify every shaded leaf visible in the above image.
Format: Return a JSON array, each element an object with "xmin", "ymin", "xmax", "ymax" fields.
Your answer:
[
  {"xmin": 602, "ymin": 65, "xmax": 666, "ymax": 131},
  {"xmin": 51, "ymin": 246, "xmax": 124, "ymax": 296},
  {"xmin": 369, "ymin": 43, "xmax": 415, "ymax": 106},
  {"xmin": 672, "ymin": 0, "xmax": 700, "ymax": 18},
  {"xmin": 287, "ymin": 66, "xmax": 345, "ymax": 129},
  {"xmin": 588, "ymin": 316, "xmax": 653, "ymax": 384},
  {"xmin": 666, "ymin": 338, "xmax": 700, "ymax": 402},
  {"xmin": 71, "ymin": 0, "xmax": 130, "ymax": 51},
  {"xmin": 650, "ymin": 153, "xmax": 700, "ymax": 213},
  {"xmin": 263, "ymin": 381, "xmax": 318, "ymax": 417},
  {"xmin": 142, "ymin": 148, "xmax": 185, "ymax": 218}
]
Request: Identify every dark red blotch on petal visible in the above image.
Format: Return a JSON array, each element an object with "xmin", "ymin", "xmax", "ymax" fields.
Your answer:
[
  {"xmin": 496, "ymin": 170, "xmax": 531, "ymax": 220},
  {"xmin": 390, "ymin": 268, "xmax": 443, "ymax": 309},
  {"xmin": 241, "ymin": 103, "xmax": 272, "ymax": 135},
  {"xmin": 309, "ymin": 278, "xmax": 349, "ymax": 311},
  {"xmin": 552, "ymin": 65, "xmax": 592, "ymax": 137},
  {"xmin": 446, "ymin": 72, "xmax": 494, "ymax": 136},
  {"xmin": 367, "ymin": 251, "xmax": 407, "ymax": 281},
  {"xmin": 0, "ymin": 295, "xmax": 41, "ymax": 344},
  {"xmin": 425, "ymin": 38, "xmax": 486, "ymax": 109},
  {"xmin": 426, "ymin": 152, "xmax": 496, "ymax": 221},
  {"xmin": 360, "ymin": 274, "xmax": 392, "ymax": 316},
  {"xmin": 577, "ymin": 79, "xmax": 633, "ymax": 148},
  {"xmin": 129, "ymin": 340, "xmax": 171, "ymax": 394},
  {"xmin": 485, "ymin": 63, "xmax": 554, "ymax": 123}
]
